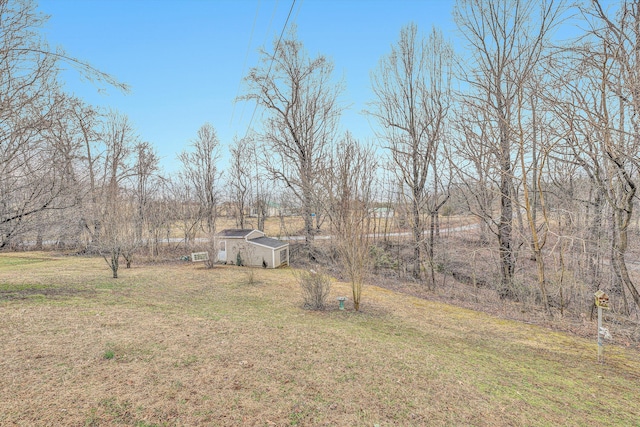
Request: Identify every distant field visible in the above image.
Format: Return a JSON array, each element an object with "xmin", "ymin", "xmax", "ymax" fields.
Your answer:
[
  {"xmin": 1, "ymin": 253, "xmax": 638, "ymax": 426},
  {"xmin": 185, "ymin": 214, "xmax": 475, "ymax": 239},
  {"xmin": 215, "ymin": 216, "xmax": 303, "ymax": 238}
]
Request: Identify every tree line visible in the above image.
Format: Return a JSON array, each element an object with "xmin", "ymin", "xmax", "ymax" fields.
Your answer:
[{"xmin": 2, "ymin": 0, "xmax": 640, "ymax": 316}]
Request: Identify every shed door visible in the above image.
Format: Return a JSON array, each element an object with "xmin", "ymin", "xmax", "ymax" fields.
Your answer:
[{"xmin": 218, "ymin": 240, "xmax": 226, "ymax": 262}]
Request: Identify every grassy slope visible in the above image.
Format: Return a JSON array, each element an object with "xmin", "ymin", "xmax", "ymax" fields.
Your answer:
[{"xmin": 0, "ymin": 253, "xmax": 638, "ymax": 426}]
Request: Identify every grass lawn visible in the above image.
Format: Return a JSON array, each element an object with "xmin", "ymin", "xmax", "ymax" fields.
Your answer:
[{"xmin": 0, "ymin": 252, "xmax": 638, "ymax": 426}]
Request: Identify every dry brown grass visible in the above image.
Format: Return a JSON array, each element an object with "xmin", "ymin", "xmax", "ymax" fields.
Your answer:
[
  {"xmin": 1, "ymin": 252, "xmax": 639, "ymax": 426},
  {"xmin": 215, "ymin": 217, "xmax": 302, "ymax": 238},
  {"xmin": 209, "ymin": 214, "xmax": 476, "ymax": 239}
]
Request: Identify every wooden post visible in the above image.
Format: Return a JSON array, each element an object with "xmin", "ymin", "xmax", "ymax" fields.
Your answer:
[
  {"xmin": 597, "ymin": 305, "xmax": 604, "ymax": 363},
  {"xmin": 594, "ymin": 290, "xmax": 609, "ymax": 363}
]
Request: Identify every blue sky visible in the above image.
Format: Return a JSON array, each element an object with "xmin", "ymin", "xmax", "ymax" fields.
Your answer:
[{"xmin": 37, "ymin": 0, "xmax": 457, "ymax": 173}]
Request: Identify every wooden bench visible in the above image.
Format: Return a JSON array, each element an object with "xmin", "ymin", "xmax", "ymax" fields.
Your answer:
[{"xmin": 191, "ymin": 251, "xmax": 209, "ymax": 262}]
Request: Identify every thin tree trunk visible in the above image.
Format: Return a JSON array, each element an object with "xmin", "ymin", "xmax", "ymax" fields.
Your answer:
[
  {"xmin": 412, "ymin": 197, "xmax": 423, "ymax": 281},
  {"xmin": 498, "ymin": 103, "xmax": 515, "ymax": 295}
]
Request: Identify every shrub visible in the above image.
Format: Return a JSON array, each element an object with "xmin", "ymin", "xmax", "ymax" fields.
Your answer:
[
  {"xmin": 369, "ymin": 245, "xmax": 398, "ymax": 270},
  {"xmin": 440, "ymin": 203, "xmax": 455, "ymax": 217},
  {"xmin": 298, "ymin": 270, "xmax": 331, "ymax": 310},
  {"xmin": 244, "ymin": 268, "xmax": 258, "ymax": 286}
]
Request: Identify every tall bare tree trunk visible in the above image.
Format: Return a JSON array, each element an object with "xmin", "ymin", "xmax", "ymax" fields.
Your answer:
[{"xmin": 498, "ymin": 103, "xmax": 515, "ymax": 294}]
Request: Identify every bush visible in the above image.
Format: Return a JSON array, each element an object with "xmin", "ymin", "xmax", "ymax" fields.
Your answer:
[
  {"xmin": 440, "ymin": 203, "xmax": 456, "ymax": 217},
  {"xmin": 244, "ymin": 268, "xmax": 258, "ymax": 286},
  {"xmin": 369, "ymin": 244, "xmax": 398, "ymax": 270},
  {"xmin": 298, "ymin": 270, "xmax": 331, "ymax": 310}
]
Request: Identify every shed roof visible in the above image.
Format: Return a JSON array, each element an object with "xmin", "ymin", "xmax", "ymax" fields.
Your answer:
[
  {"xmin": 217, "ymin": 229, "xmax": 255, "ymax": 238},
  {"xmin": 249, "ymin": 236, "xmax": 288, "ymax": 249}
]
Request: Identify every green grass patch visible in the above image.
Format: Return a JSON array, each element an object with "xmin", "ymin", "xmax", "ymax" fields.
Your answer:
[
  {"xmin": 0, "ymin": 256, "xmax": 50, "ymax": 268},
  {"xmin": 0, "ymin": 282, "xmax": 50, "ymax": 292}
]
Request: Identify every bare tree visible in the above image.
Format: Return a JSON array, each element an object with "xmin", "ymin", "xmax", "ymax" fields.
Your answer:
[
  {"xmin": 144, "ymin": 182, "xmax": 173, "ymax": 258},
  {"xmin": 325, "ymin": 133, "xmax": 378, "ymax": 311},
  {"xmin": 94, "ymin": 111, "xmax": 136, "ymax": 216},
  {"xmin": 369, "ymin": 23, "xmax": 453, "ymax": 286},
  {"xmin": 0, "ymin": 4, "xmax": 69, "ymax": 246},
  {"xmin": 98, "ymin": 193, "xmax": 137, "ymax": 278},
  {"xmin": 0, "ymin": 0, "xmax": 127, "ymax": 248},
  {"xmin": 130, "ymin": 141, "xmax": 161, "ymax": 246},
  {"xmin": 450, "ymin": 102, "xmax": 498, "ymax": 245},
  {"xmin": 227, "ymin": 136, "xmax": 253, "ymax": 229},
  {"xmin": 453, "ymin": 0, "xmax": 564, "ymax": 303},
  {"xmin": 513, "ymin": 73, "xmax": 558, "ymax": 313},
  {"xmin": 117, "ymin": 141, "xmax": 161, "ymax": 265},
  {"xmin": 178, "ymin": 123, "xmax": 221, "ymax": 235},
  {"xmin": 547, "ymin": 1, "xmax": 640, "ymax": 313},
  {"xmin": 0, "ymin": 130, "xmax": 69, "ymax": 248},
  {"xmin": 168, "ymin": 174, "xmax": 200, "ymax": 250},
  {"xmin": 241, "ymin": 29, "xmax": 344, "ymax": 246},
  {"xmin": 254, "ymin": 185, "xmax": 273, "ymax": 233},
  {"xmin": 92, "ymin": 112, "xmax": 137, "ymax": 274},
  {"xmin": 589, "ymin": 0, "xmax": 640, "ymax": 313},
  {"xmin": 63, "ymin": 99, "xmax": 104, "ymax": 247},
  {"xmin": 32, "ymin": 96, "xmax": 92, "ymax": 248}
]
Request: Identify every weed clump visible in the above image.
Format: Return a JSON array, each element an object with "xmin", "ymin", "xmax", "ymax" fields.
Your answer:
[
  {"xmin": 298, "ymin": 269, "xmax": 331, "ymax": 310},
  {"xmin": 243, "ymin": 268, "xmax": 258, "ymax": 285}
]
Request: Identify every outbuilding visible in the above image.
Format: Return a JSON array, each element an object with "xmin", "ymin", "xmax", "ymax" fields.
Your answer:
[{"xmin": 216, "ymin": 229, "xmax": 289, "ymax": 268}]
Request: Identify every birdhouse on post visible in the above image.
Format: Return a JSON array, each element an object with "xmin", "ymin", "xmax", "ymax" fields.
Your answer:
[{"xmin": 594, "ymin": 290, "xmax": 609, "ymax": 309}]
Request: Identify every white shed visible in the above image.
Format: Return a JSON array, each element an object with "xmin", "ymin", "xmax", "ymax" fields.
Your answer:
[{"xmin": 216, "ymin": 229, "xmax": 289, "ymax": 268}]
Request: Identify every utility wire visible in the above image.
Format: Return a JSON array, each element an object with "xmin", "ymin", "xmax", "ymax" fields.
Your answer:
[
  {"xmin": 238, "ymin": 0, "xmax": 279, "ymax": 126},
  {"xmin": 243, "ymin": 0, "xmax": 297, "ymax": 140},
  {"xmin": 230, "ymin": 0, "xmax": 261, "ymax": 126},
  {"xmin": 292, "ymin": 0, "xmax": 304, "ymax": 27},
  {"xmin": 263, "ymin": 0, "xmax": 281, "ymax": 47},
  {"xmin": 233, "ymin": 0, "xmax": 280, "ymax": 129}
]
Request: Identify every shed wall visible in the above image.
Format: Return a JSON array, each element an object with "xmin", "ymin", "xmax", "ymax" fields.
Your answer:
[
  {"xmin": 251, "ymin": 245, "xmax": 275, "ymax": 268},
  {"xmin": 220, "ymin": 237, "xmax": 288, "ymax": 268}
]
